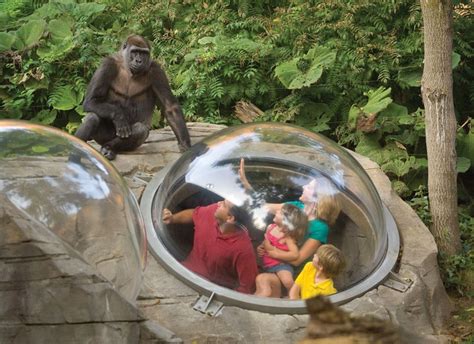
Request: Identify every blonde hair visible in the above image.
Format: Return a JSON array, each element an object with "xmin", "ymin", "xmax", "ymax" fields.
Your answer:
[
  {"xmin": 281, "ymin": 203, "xmax": 308, "ymax": 242},
  {"xmin": 316, "ymin": 194, "xmax": 341, "ymax": 226},
  {"xmin": 316, "ymin": 244, "xmax": 346, "ymax": 278}
]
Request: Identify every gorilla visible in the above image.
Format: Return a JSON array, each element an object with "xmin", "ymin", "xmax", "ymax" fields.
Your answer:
[{"xmin": 75, "ymin": 35, "xmax": 191, "ymax": 160}]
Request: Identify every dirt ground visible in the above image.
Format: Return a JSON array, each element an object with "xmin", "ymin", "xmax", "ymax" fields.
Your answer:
[{"xmin": 443, "ymin": 294, "xmax": 474, "ymax": 343}]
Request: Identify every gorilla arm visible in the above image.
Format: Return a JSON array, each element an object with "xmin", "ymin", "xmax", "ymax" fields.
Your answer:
[
  {"xmin": 83, "ymin": 57, "xmax": 132, "ymax": 138},
  {"xmin": 150, "ymin": 62, "xmax": 191, "ymax": 151}
]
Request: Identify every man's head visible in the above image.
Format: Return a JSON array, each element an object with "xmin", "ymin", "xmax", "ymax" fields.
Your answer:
[
  {"xmin": 214, "ymin": 199, "xmax": 250, "ymax": 231},
  {"xmin": 313, "ymin": 244, "xmax": 346, "ymax": 279}
]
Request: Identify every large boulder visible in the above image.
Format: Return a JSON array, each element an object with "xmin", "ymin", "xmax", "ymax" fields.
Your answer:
[
  {"xmin": 0, "ymin": 194, "xmax": 181, "ymax": 343},
  {"xmin": 109, "ymin": 123, "xmax": 452, "ymax": 343}
]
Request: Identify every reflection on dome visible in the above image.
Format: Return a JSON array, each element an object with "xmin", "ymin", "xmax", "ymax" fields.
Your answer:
[
  {"xmin": 143, "ymin": 122, "xmax": 399, "ymax": 312},
  {"xmin": 0, "ymin": 120, "xmax": 146, "ymax": 302}
]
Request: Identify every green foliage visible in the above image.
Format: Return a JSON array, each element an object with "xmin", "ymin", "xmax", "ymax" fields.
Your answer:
[
  {"xmin": 48, "ymin": 84, "xmax": 83, "ymax": 111},
  {"xmin": 408, "ymin": 186, "xmax": 474, "ymax": 297},
  {"xmin": 439, "ymin": 207, "xmax": 474, "ymax": 296},
  {"xmin": 169, "ymin": 25, "xmax": 278, "ymax": 121},
  {"xmin": 275, "ymin": 46, "xmax": 336, "ymax": 89},
  {"xmin": 348, "ymin": 86, "xmax": 393, "ymax": 129},
  {"xmin": 0, "ymin": 32, "xmax": 16, "ymax": 51},
  {"xmin": 14, "ymin": 19, "xmax": 46, "ymax": 50},
  {"xmin": 457, "ymin": 119, "xmax": 474, "ymax": 172},
  {"xmin": 0, "ymin": 0, "xmax": 117, "ymax": 127}
]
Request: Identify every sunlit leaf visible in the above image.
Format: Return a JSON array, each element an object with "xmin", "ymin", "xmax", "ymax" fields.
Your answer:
[
  {"xmin": 198, "ymin": 36, "xmax": 217, "ymax": 45},
  {"xmin": 380, "ymin": 102, "xmax": 408, "ymax": 119},
  {"xmin": 48, "ymin": 19, "xmax": 73, "ymax": 44},
  {"xmin": 362, "ymin": 87, "xmax": 392, "ymax": 114},
  {"xmin": 0, "ymin": 32, "xmax": 16, "ymax": 52},
  {"xmin": 452, "ymin": 52, "xmax": 461, "ymax": 69},
  {"xmin": 31, "ymin": 145, "xmax": 49, "ymax": 153},
  {"xmin": 73, "ymin": 3, "xmax": 106, "ymax": 20},
  {"xmin": 31, "ymin": 109, "xmax": 57, "ymax": 125},
  {"xmin": 275, "ymin": 46, "xmax": 336, "ymax": 89},
  {"xmin": 48, "ymin": 85, "xmax": 83, "ymax": 110},
  {"xmin": 398, "ymin": 69, "xmax": 421, "ymax": 87},
  {"xmin": 457, "ymin": 126, "xmax": 474, "ymax": 172},
  {"xmin": 457, "ymin": 157, "xmax": 471, "ymax": 173},
  {"xmin": 16, "ymin": 19, "xmax": 46, "ymax": 49},
  {"xmin": 37, "ymin": 38, "xmax": 75, "ymax": 62}
]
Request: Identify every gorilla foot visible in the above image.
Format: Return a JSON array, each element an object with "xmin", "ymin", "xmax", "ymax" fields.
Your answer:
[{"xmin": 100, "ymin": 146, "xmax": 117, "ymax": 160}]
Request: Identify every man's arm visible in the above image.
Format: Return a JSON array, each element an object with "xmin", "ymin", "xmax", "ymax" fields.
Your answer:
[{"xmin": 162, "ymin": 208, "xmax": 194, "ymax": 224}]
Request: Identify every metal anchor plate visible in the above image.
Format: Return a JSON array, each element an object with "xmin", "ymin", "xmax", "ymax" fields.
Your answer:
[
  {"xmin": 382, "ymin": 271, "xmax": 413, "ymax": 292},
  {"xmin": 192, "ymin": 292, "xmax": 224, "ymax": 316}
]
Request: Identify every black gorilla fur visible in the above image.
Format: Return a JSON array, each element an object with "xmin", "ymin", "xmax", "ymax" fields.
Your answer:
[{"xmin": 75, "ymin": 34, "xmax": 191, "ymax": 160}]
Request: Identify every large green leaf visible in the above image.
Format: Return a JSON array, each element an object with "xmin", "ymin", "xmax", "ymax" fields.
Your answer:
[
  {"xmin": 362, "ymin": 87, "xmax": 392, "ymax": 114},
  {"xmin": 380, "ymin": 102, "xmax": 408, "ymax": 119},
  {"xmin": 306, "ymin": 46, "xmax": 337, "ymax": 66},
  {"xmin": 391, "ymin": 180, "xmax": 411, "ymax": 197},
  {"xmin": 296, "ymin": 102, "xmax": 333, "ymax": 133},
  {"xmin": 198, "ymin": 36, "xmax": 217, "ymax": 45},
  {"xmin": 348, "ymin": 105, "xmax": 361, "ymax": 129},
  {"xmin": 355, "ymin": 134, "xmax": 383, "ymax": 163},
  {"xmin": 37, "ymin": 38, "xmax": 75, "ymax": 62},
  {"xmin": 382, "ymin": 156, "xmax": 418, "ymax": 178},
  {"xmin": 398, "ymin": 69, "xmax": 421, "ymax": 87},
  {"xmin": 31, "ymin": 109, "xmax": 57, "ymax": 125},
  {"xmin": 48, "ymin": 85, "xmax": 82, "ymax": 111},
  {"xmin": 457, "ymin": 157, "xmax": 471, "ymax": 173},
  {"xmin": 33, "ymin": 2, "xmax": 64, "ymax": 19},
  {"xmin": 452, "ymin": 52, "xmax": 461, "ymax": 69},
  {"xmin": 275, "ymin": 59, "xmax": 301, "ymax": 89},
  {"xmin": 457, "ymin": 124, "xmax": 474, "ymax": 171},
  {"xmin": 275, "ymin": 46, "xmax": 336, "ymax": 89},
  {"xmin": 348, "ymin": 87, "xmax": 392, "ymax": 130},
  {"xmin": 73, "ymin": 3, "xmax": 106, "ymax": 20},
  {"xmin": 356, "ymin": 136, "xmax": 411, "ymax": 167},
  {"xmin": 15, "ymin": 19, "xmax": 46, "ymax": 49},
  {"xmin": 31, "ymin": 145, "xmax": 50, "ymax": 153},
  {"xmin": 0, "ymin": 32, "xmax": 16, "ymax": 52},
  {"xmin": 48, "ymin": 18, "xmax": 73, "ymax": 44},
  {"xmin": 0, "ymin": 13, "xmax": 8, "ymax": 30},
  {"xmin": 228, "ymin": 38, "xmax": 260, "ymax": 52}
]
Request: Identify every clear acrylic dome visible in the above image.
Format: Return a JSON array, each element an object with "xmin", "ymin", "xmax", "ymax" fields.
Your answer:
[
  {"xmin": 142, "ymin": 122, "xmax": 399, "ymax": 313},
  {"xmin": 0, "ymin": 120, "xmax": 146, "ymax": 302}
]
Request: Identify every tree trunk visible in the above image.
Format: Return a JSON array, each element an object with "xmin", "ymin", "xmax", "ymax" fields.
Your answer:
[{"xmin": 420, "ymin": 0, "xmax": 461, "ymax": 255}]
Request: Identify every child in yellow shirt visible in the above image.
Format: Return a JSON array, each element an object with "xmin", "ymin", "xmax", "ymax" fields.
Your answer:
[{"xmin": 289, "ymin": 244, "xmax": 345, "ymax": 300}]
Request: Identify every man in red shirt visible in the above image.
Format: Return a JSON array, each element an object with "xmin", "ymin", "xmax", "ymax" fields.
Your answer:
[{"xmin": 162, "ymin": 199, "xmax": 258, "ymax": 294}]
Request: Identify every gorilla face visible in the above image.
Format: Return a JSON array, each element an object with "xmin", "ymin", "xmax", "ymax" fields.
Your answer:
[{"xmin": 127, "ymin": 46, "xmax": 151, "ymax": 75}]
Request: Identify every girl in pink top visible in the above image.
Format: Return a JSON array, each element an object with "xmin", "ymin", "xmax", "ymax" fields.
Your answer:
[{"xmin": 256, "ymin": 203, "xmax": 308, "ymax": 296}]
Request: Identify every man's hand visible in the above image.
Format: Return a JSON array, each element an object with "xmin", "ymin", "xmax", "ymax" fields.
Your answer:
[
  {"xmin": 162, "ymin": 208, "xmax": 174, "ymax": 224},
  {"xmin": 256, "ymin": 243, "xmax": 266, "ymax": 257}
]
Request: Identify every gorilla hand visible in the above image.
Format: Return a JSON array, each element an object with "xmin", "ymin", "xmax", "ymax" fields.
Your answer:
[{"xmin": 113, "ymin": 112, "xmax": 132, "ymax": 138}]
